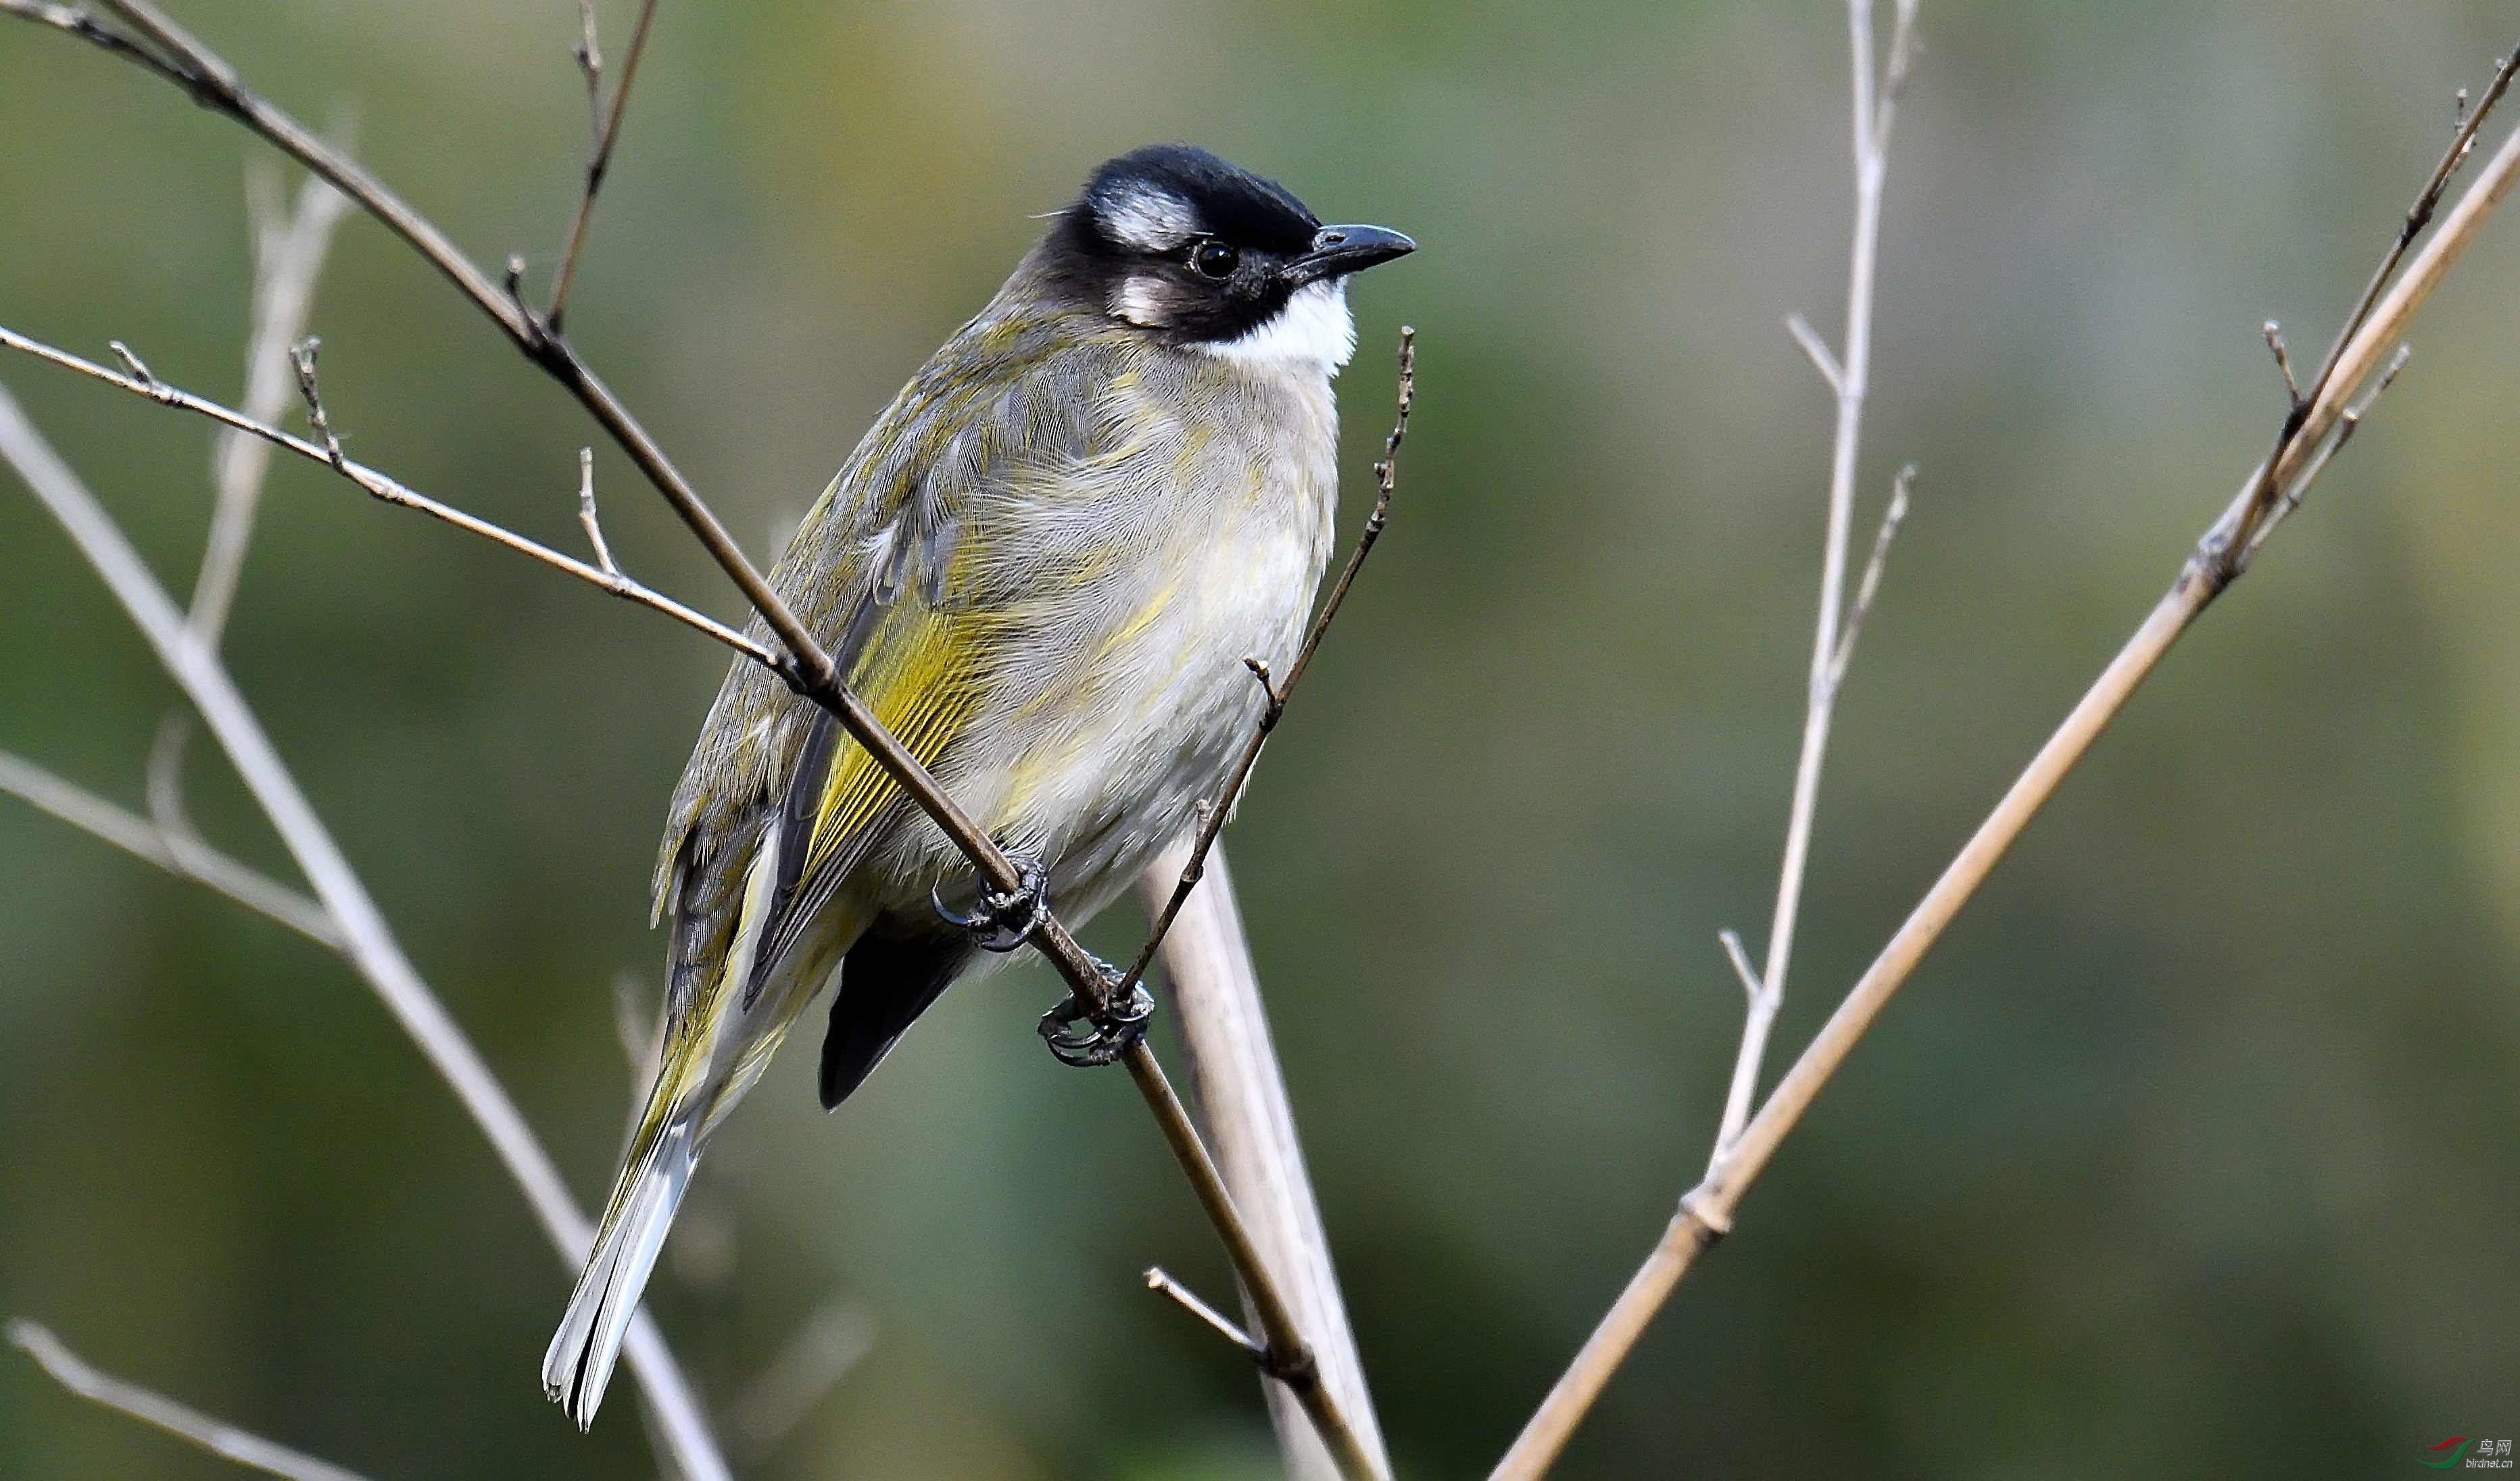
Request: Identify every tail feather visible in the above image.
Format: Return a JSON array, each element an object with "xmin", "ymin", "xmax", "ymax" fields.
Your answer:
[{"xmin": 541, "ymin": 1117, "xmax": 696, "ymax": 1430}]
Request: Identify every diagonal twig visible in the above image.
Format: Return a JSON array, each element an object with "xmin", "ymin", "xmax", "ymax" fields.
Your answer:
[
  {"xmin": 0, "ymin": 325, "xmax": 775, "ymax": 668},
  {"xmin": 10, "ymin": 1320, "xmax": 372, "ymax": 1481},
  {"xmin": 547, "ymin": 0, "xmax": 659, "ymax": 330},
  {"xmin": 1116, "ymin": 327, "xmax": 1415, "ymax": 1005},
  {"xmin": 0, "ymin": 387, "xmax": 732, "ymax": 1481},
  {"xmin": 0, "ymin": 749, "xmax": 339, "ymax": 947},
  {"xmin": 190, "ymin": 160, "xmax": 351, "ymax": 646},
  {"xmin": 1496, "ymin": 30, "xmax": 2520, "ymax": 1480}
]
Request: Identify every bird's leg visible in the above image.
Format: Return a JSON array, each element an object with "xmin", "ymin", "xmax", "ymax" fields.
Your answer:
[
  {"xmin": 1036, "ymin": 960, "xmax": 1156, "ymax": 1068},
  {"xmin": 931, "ymin": 854, "xmax": 1048, "ymax": 953}
]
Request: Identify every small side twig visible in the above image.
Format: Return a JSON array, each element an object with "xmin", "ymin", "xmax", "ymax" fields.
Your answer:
[
  {"xmin": 0, "ymin": 749, "xmax": 339, "ymax": 947},
  {"xmin": 0, "ymin": 324, "xmax": 773, "ymax": 667},
  {"xmin": 1827, "ymin": 463, "xmax": 1914, "ymax": 689},
  {"xmin": 1146, "ymin": 1267, "xmax": 1267, "ymax": 1363},
  {"xmin": 546, "ymin": 0, "xmax": 660, "ymax": 330},
  {"xmin": 577, "ymin": 446, "xmax": 621, "ymax": 575},
  {"xmin": 1115, "ymin": 326, "xmax": 1415, "ymax": 1003},
  {"xmin": 10, "ymin": 1319, "xmax": 373, "ymax": 1481},
  {"xmin": 2262, "ymin": 320, "xmax": 2304, "ymax": 408},
  {"xmin": 1784, "ymin": 311, "xmax": 1844, "ymax": 393},
  {"xmin": 191, "ymin": 160, "xmax": 351, "ymax": 646}
]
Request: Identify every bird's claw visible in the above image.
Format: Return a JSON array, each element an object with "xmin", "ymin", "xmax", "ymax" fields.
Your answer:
[
  {"xmin": 1037, "ymin": 968, "xmax": 1155, "ymax": 1068},
  {"xmin": 932, "ymin": 856, "xmax": 1047, "ymax": 953}
]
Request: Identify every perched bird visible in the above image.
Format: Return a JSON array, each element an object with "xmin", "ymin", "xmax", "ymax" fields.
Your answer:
[{"xmin": 543, "ymin": 143, "xmax": 1413, "ymax": 1425}]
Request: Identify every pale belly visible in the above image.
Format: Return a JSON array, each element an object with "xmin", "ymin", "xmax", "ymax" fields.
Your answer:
[{"xmin": 876, "ymin": 503, "xmax": 1328, "ymax": 925}]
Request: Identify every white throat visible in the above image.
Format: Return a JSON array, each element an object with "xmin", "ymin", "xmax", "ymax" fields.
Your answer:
[{"xmin": 1194, "ymin": 279, "xmax": 1356, "ymax": 374}]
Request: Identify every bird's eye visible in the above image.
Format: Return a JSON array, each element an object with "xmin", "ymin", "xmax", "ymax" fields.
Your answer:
[{"xmin": 1190, "ymin": 240, "xmax": 1240, "ymax": 281}]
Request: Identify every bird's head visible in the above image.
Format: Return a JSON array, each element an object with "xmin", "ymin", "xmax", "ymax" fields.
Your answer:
[{"xmin": 1041, "ymin": 143, "xmax": 1414, "ymax": 371}]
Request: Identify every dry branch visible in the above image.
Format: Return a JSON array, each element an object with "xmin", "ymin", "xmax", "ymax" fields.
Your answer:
[
  {"xmin": 1495, "ymin": 30, "xmax": 2520, "ymax": 1479},
  {"xmin": 1136, "ymin": 840, "xmax": 1391, "ymax": 1480},
  {"xmin": 547, "ymin": 0, "xmax": 659, "ymax": 329},
  {"xmin": 0, "ymin": 749, "xmax": 338, "ymax": 947},
  {"xmin": 10, "ymin": 1321, "xmax": 371, "ymax": 1481},
  {"xmin": 191, "ymin": 162, "xmax": 349, "ymax": 644},
  {"xmin": 1117, "ymin": 326, "xmax": 1415, "ymax": 1002},
  {"xmin": 0, "ymin": 387, "xmax": 731, "ymax": 1481}
]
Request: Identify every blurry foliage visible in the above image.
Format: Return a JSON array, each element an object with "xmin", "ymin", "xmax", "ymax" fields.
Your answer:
[{"xmin": 3, "ymin": 1, "xmax": 2519, "ymax": 1477}]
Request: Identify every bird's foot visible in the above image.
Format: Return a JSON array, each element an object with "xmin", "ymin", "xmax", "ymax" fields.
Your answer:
[
  {"xmin": 1037, "ymin": 963, "xmax": 1155, "ymax": 1068},
  {"xmin": 932, "ymin": 855, "xmax": 1047, "ymax": 954}
]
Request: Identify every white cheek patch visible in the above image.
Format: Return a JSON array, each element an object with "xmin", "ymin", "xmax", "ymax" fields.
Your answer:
[
  {"xmin": 1097, "ymin": 185, "xmax": 1196, "ymax": 251},
  {"xmin": 1111, "ymin": 275, "xmax": 1171, "ymax": 328},
  {"xmin": 1194, "ymin": 279, "xmax": 1357, "ymax": 373}
]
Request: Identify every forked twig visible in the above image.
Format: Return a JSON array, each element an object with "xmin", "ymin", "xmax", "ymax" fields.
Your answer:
[
  {"xmin": 0, "ymin": 387, "xmax": 731, "ymax": 1481},
  {"xmin": 0, "ymin": 325, "xmax": 773, "ymax": 666},
  {"xmin": 1496, "ymin": 30, "xmax": 2520, "ymax": 1479},
  {"xmin": 0, "ymin": 749, "xmax": 339, "ymax": 947},
  {"xmin": 1711, "ymin": 0, "xmax": 1919, "ymax": 1175}
]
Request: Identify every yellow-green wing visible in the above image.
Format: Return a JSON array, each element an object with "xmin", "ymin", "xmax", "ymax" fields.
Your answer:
[{"xmin": 654, "ymin": 303, "xmax": 1117, "ymax": 1018}]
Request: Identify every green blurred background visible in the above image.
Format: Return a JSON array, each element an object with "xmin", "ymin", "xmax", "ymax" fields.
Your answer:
[{"xmin": 4, "ymin": 1, "xmax": 2518, "ymax": 1476}]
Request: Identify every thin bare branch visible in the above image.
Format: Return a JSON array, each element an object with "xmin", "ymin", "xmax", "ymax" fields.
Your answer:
[
  {"xmin": 0, "ymin": 389, "xmax": 731, "ymax": 1481},
  {"xmin": 1497, "ymin": 45, "xmax": 2520, "ymax": 1481},
  {"xmin": 1117, "ymin": 327, "xmax": 1416, "ymax": 1005},
  {"xmin": 1136, "ymin": 840, "xmax": 1391, "ymax": 1480},
  {"xmin": 1709, "ymin": 0, "xmax": 1915, "ymax": 1173},
  {"xmin": 1716, "ymin": 928, "xmax": 1761, "ymax": 1002},
  {"xmin": 0, "ymin": 0, "xmax": 193, "ymax": 89},
  {"xmin": 1146, "ymin": 1267, "xmax": 1265, "ymax": 1360},
  {"xmin": 547, "ymin": 0, "xmax": 660, "ymax": 330},
  {"xmin": 0, "ymin": 749, "xmax": 339, "ymax": 947},
  {"xmin": 578, "ymin": 446, "xmax": 621, "ymax": 575},
  {"xmin": 1828, "ymin": 463, "xmax": 1914, "ymax": 689},
  {"xmin": 573, "ymin": 0, "xmax": 604, "ymax": 137},
  {"xmin": 0, "ymin": 324, "xmax": 775, "ymax": 667},
  {"xmin": 1783, "ymin": 312, "xmax": 1843, "ymax": 393},
  {"xmin": 2212, "ymin": 42, "xmax": 2520, "ymax": 584},
  {"xmin": 191, "ymin": 162, "xmax": 351, "ymax": 644},
  {"xmin": 11, "ymin": 1319, "xmax": 372, "ymax": 1481}
]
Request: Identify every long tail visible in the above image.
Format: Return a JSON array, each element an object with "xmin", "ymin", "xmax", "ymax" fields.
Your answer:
[{"xmin": 541, "ymin": 1107, "xmax": 698, "ymax": 1430}]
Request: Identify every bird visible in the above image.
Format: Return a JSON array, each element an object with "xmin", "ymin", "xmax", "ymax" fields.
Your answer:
[{"xmin": 542, "ymin": 143, "xmax": 1413, "ymax": 1427}]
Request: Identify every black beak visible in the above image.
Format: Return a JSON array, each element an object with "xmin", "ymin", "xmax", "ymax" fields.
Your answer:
[{"xmin": 1287, "ymin": 223, "xmax": 1416, "ymax": 285}]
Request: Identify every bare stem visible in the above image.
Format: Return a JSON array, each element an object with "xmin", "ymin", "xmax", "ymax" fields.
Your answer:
[
  {"xmin": 0, "ymin": 389, "xmax": 731, "ymax": 1481},
  {"xmin": 547, "ymin": 0, "xmax": 659, "ymax": 329},
  {"xmin": 1712, "ymin": 0, "xmax": 1916, "ymax": 1170},
  {"xmin": 1116, "ymin": 328, "xmax": 1416, "ymax": 1004},
  {"xmin": 0, "ymin": 748, "xmax": 339, "ymax": 947},
  {"xmin": 191, "ymin": 162, "xmax": 350, "ymax": 645},
  {"xmin": 1136, "ymin": 840, "xmax": 1391, "ymax": 1480},
  {"xmin": 1146, "ymin": 1266, "xmax": 1265, "ymax": 1359},
  {"xmin": 10, "ymin": 1320, "xmax": 372, "ymax": 1481},
  {"xmin": 0, "ymin": 325, "xmax": 774, "ymax": 666},
  {"xmin": 1495, "ymin": 48, "xmax": 2520, "ymax": 1481}
]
